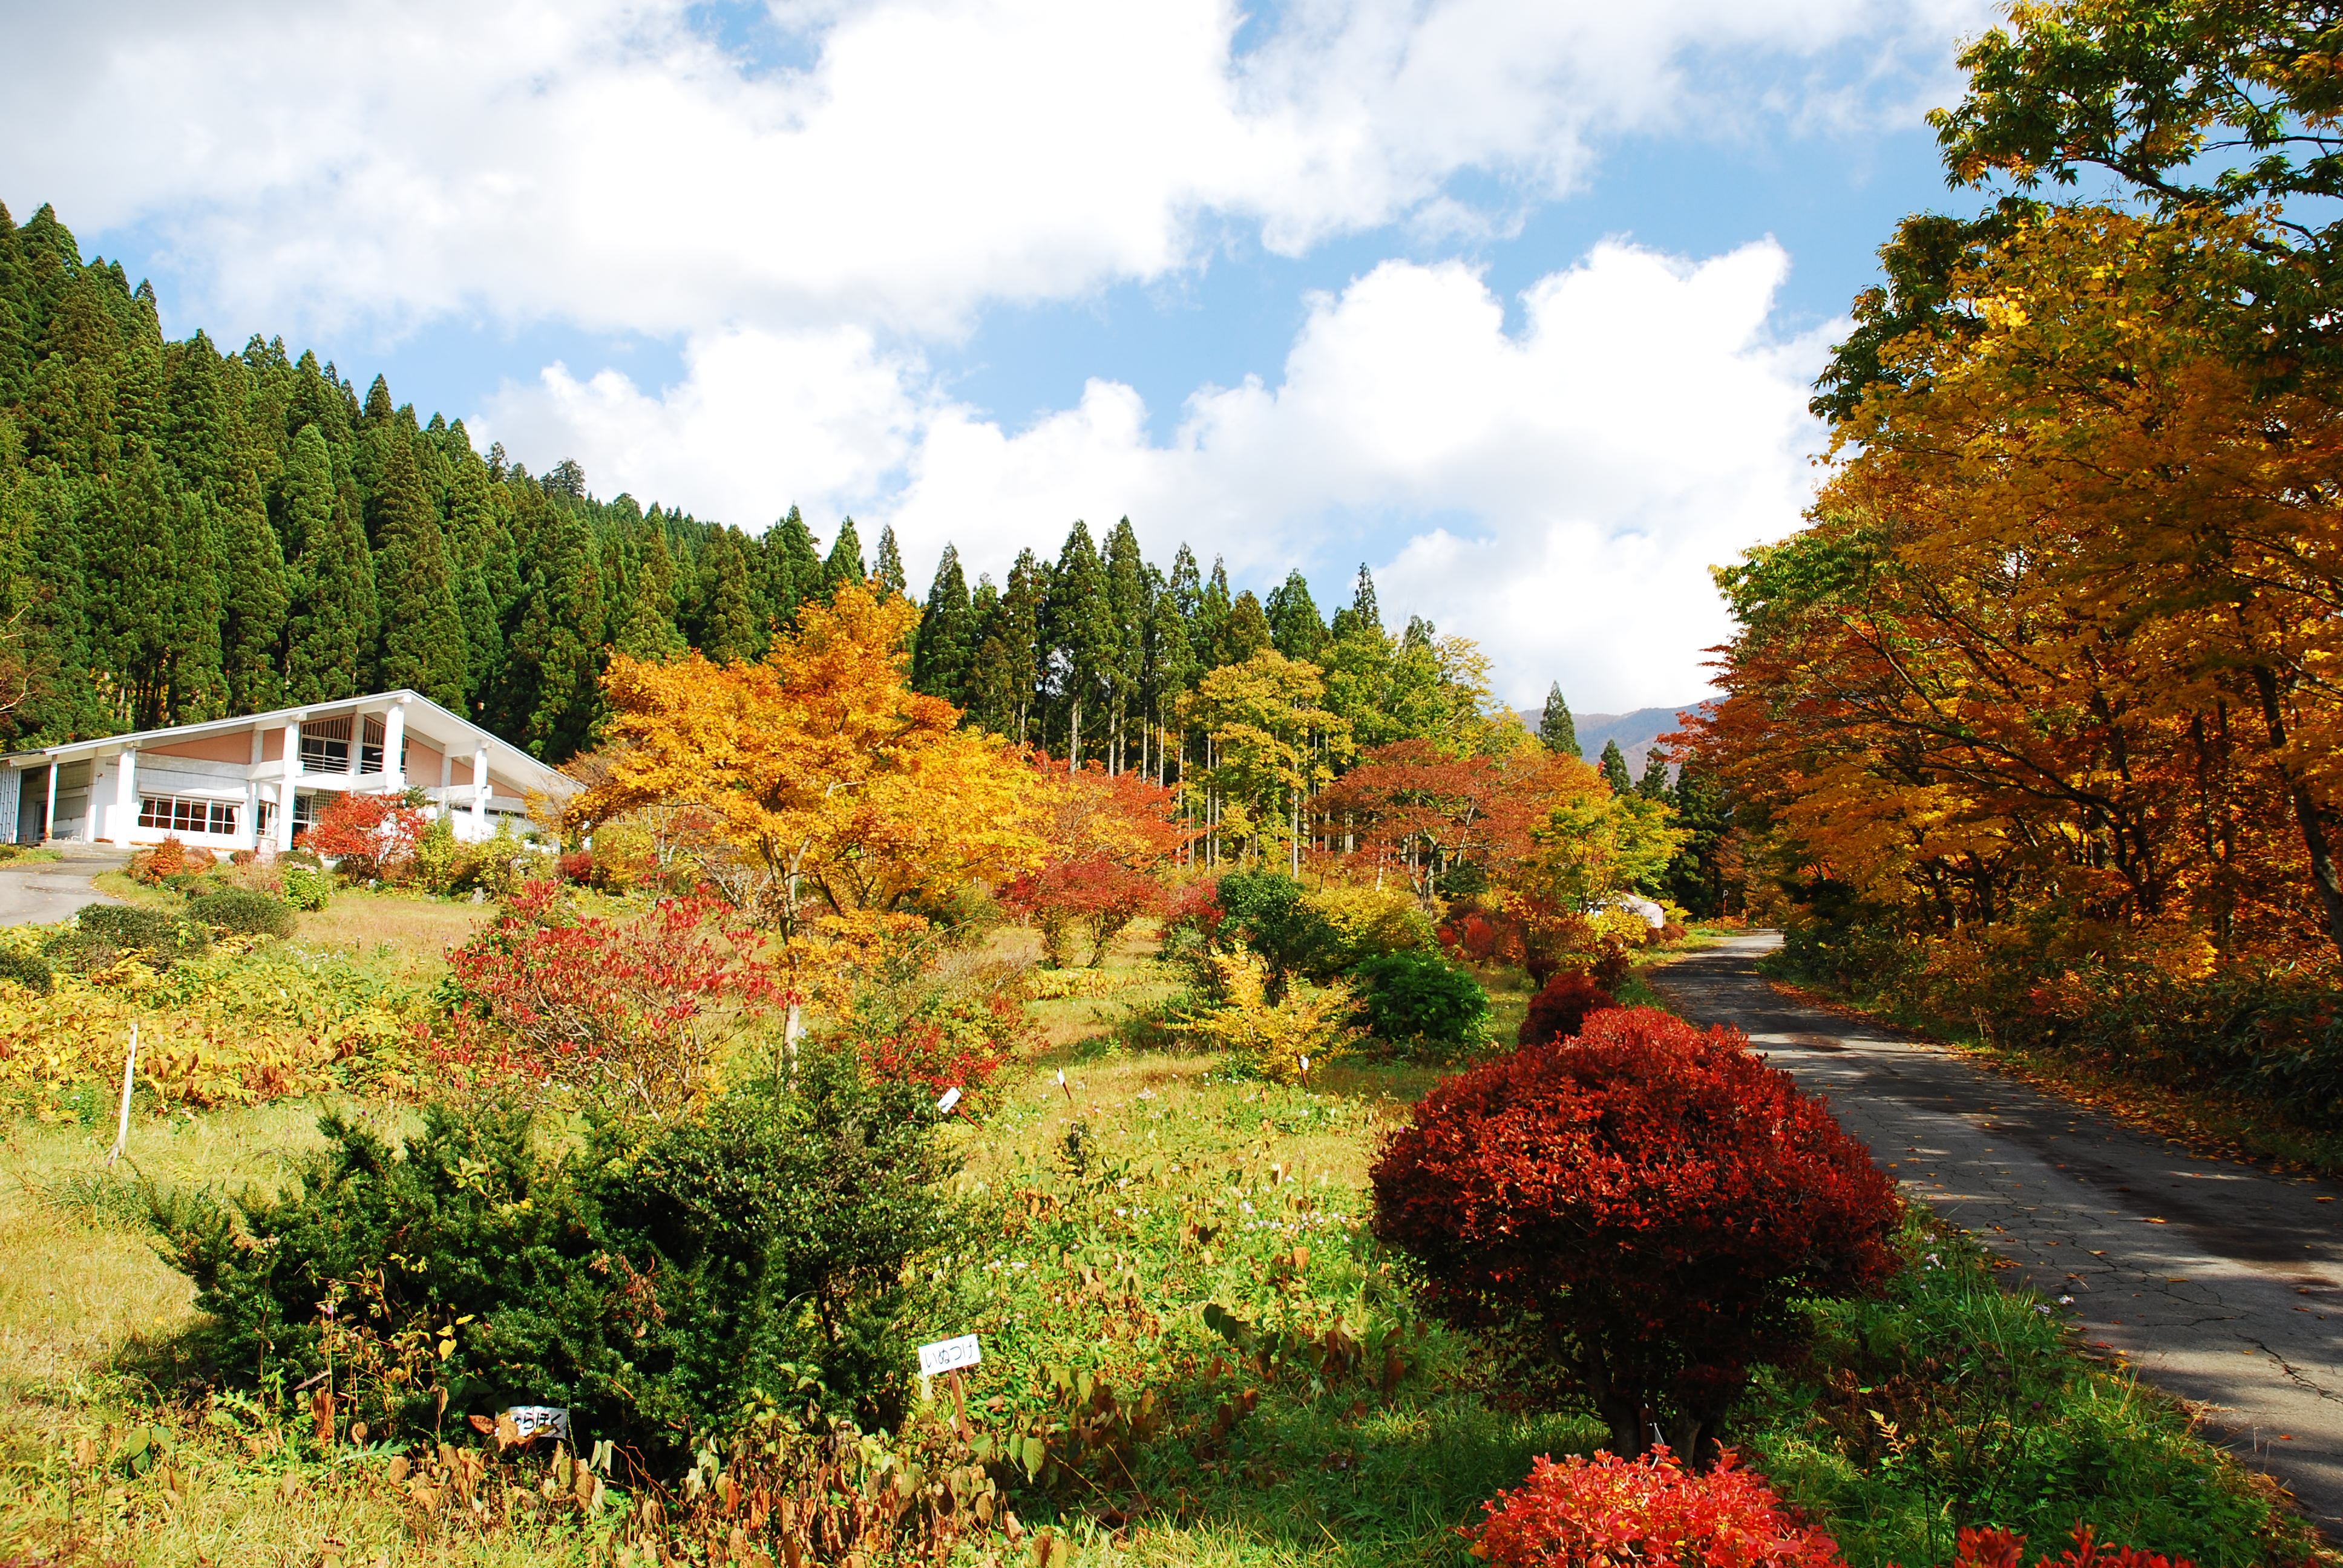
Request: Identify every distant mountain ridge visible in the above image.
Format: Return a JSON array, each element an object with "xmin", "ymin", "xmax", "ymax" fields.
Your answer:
[{"xmin": 1513, "ymin": 704, "xmax": 1706, "ymax": 773}]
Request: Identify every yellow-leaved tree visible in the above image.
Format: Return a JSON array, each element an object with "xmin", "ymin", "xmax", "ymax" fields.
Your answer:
[{"xmin": 569, "ymin": 581, "xmax": 1043, "ymax": 1001}]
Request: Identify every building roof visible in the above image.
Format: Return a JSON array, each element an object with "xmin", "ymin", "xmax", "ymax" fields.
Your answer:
[{"xmin": 0, "ymin": 689, "xmax": 577, "ymax": 799}]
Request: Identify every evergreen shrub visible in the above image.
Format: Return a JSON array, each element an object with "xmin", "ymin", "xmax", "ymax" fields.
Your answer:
[
  {"xmin": 149, "ymin": 1052, "xmax": 957, "ymax": 1471},
  {"xmin": 186, "ymin": 887, "xmax": 296, "ymax": 939},
  {"xmin": 0, "ymin": 946, "xmax": 54, "ymax": 994},
  {"xmin": 1351, "ymin": 950, "xmax": 1489, "ymax": 1048},
  {"xmin": 1518, "ymin": 970, "xmax": 1615, "ymax": 1045},
  {"xmin": 1371, "ymin": 1007, "xmax": 1898, "ymax": 1465},
  {"xmin": 45, "ymin": 903, "xmax": 210, "ymax": 972}
]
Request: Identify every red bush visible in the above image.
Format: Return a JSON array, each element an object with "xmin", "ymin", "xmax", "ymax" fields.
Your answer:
[
  {"xmin": 1947, "ymin": 1526, "xmax": 2193, "ymax": 1568},
  {"xmin": 557, "ymin": 849, "xmax": 597, "ymax": 884},
  {"xmin": 1000, "ymin": 852, "xmax": 1162, "ymax": 967},
  {"xmin": 433, "ymin": 881, "xmax": 787, "ymax": 1112},
  {"xmin": 300, "ymin": 791, "xmax": 428, "ymax": 878},
  {"xmin": 859, "ymin": 993, "xmax": 1032, "ymax": 1106},
  {"xmin": 1371, "ymin": 1007, "xmax": 1898, "ymax": 1465},
  {"xmin": 1468, "ymin": 1447, "xmax": 1845, "ymax": 1568},
  {"xmin": 1518, "ymin": 970, "xmax": 1616, "ymax": 1046}
]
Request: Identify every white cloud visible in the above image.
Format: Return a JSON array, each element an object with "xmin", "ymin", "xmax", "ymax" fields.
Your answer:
[
  {"xmin": 3, "ymin": 0, "xmax": 1976, "ymax": 339},
  {"xmin": 482, "ymin": 240, "xmax": 1829, "ymax": 711}
]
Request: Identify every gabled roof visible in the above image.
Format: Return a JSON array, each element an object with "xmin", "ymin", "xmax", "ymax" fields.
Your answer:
[{"xmin": 2, "ymin": 689, "xmax": 577, "ymax": 798}]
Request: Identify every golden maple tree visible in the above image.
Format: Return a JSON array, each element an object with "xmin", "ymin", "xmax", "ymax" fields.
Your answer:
[{"xmin": 569, "ymin": 581, "xmax": 1044, "ymax": 963}]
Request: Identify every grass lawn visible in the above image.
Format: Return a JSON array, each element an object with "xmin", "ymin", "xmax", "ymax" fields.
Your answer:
[{"xmin": 0, "ymin": 916, "xmax": 2325, "ymax": 1566}]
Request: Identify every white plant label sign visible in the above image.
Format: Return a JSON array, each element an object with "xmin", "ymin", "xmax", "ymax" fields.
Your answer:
[{"xmin": 917, "ymin": 1333, "xmax": 982, "ymax": 1377}]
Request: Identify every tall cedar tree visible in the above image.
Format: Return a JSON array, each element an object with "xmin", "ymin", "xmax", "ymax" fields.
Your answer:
[
  {"xmin": 873, "ymin": 523, "xmax": 907, "ymax": 598},
  {"xmin": 823, "ymin": 517, "xmax": 867, "ymax": 595},
  {"xmin": 1044, "ymin": 523, "xmax": 1113, "ymax": 764},
  {"xmin": 912, "ymin": 544, "xmax": 976, "ymax": 702},
  {"xmin": 1599, "ymin": 739, "xmax": 1633, "ymax": 797},
  {"xmin": 369, "ymin": 423, "xmax": 468, "ymax": 706},
  {"xmin": 1636, "ymin": 747, "xmax": 1670, "ymax": 800},
  {"xmin": 1540, "ymin": 682, "xmax": 1581, "ymax": 757},
  {"xmin": 1266, "ymin": 569, "xmax": 1326, "ymax": 662}
]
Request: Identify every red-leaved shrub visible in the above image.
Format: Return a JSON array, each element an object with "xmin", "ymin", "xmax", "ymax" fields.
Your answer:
[
  {"xmin": 433, "ymin": 881, "xmax": 787, "ymax": 1115},
  {"xmin": 1518, "ymin": 970, "xmax": 1615, "ymax": 1045},
  {"xmin": 858, "ymin": 992, "xmax": 1033, "ymax": 1106},
  {"xmin": 1467, "ymin": 1448, "xmax": 1846, "ymax": 1568},
  {"xmin": 999, "ymin": 852, "xmax": 1162, "ymax": 967},
  {"xmin": 1371, "ymin": 1007, "xmax": 1898, "ymax": 1464},
  {"xmin": 300, "ymin": 791, "xmax": 428, "ymax": 879},
  {"xmin": 1945, "ymin": 1526, "xmax": 2194, "ymax": 1568}
]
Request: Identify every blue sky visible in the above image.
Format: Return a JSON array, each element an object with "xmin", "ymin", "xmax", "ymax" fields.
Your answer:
[{"xmin": 2, "ymin": 0, "xmax": 1994, "ymax": 710}]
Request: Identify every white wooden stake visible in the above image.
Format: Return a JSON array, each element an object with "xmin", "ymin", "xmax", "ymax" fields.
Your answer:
[{"xmin": 107, "ymin": 1019, "xmax": 138, "ymax": 1165}]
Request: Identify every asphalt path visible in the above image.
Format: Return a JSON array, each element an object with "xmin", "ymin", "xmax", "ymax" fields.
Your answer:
[
  {"xmin": 0, "ymin": 850, "xmax": 125, "ymax": 926},
  {"xmin": 1651, "ymin": 931, "xmax": 2343, "ymax": 1537}
]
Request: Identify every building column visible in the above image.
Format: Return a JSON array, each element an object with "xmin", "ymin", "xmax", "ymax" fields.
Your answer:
[
  {"xmin": 345, "ymin": 709, "xmax": 365, "ymax": 787},
  {"xmin": 41, "ymin": 763, "xmax": 57, "ymax": 846},
  {"xmin": 438, "ymin": 749, "xmax": 454, "ymax": 820},
  {"xmin": 112, "ymin": 749, "xmax": 137, "ymax": 844},
  {"xmin": 471, "ymin": 747, "xmax": 490, "ymax": 833},
  {"xmin": 382, "ymin": 698, "xmax": 408, "ymax": 790},
  {"xmin": 279, "ymin": 720, "xmax": 301, "ymax": 852}
]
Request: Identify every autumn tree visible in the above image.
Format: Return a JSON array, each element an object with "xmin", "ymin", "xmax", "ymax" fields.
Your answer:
[
  {"xmin": 569, "ymin": 581, "xmax": 1043, "ymax": 999},
  {"xmin": 1179, "ymin": 648, "xmax": 1352, "ymax": 866}
]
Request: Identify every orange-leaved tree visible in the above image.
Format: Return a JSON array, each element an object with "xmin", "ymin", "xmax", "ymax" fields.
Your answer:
[{"xmin": 569, "ymin": 580, "xmax": 1044, "ymax": 978}]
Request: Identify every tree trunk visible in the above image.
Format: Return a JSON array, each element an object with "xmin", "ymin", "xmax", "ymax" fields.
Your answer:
[{"xmin": 2252, "ymin": 665, "xmax": 2343, "ymax": 958}]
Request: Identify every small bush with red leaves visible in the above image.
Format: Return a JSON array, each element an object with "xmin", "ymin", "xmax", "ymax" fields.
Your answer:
[
  {"xmin": 299, "ymin": 791, "xmax": 429, "ymax": 879},
  {"xmin": 999, "ymin": 852, "xmax": 1162, "ymax": 968},
  {"xmin": 1371, "ymin": 1007, "xmax": 1898, "ymax": 1465},
  {"xmin": 1467, "ymin": 1447, "xmax": 1846, "ymax": 1568},
  {"xmin": 1518, "ymin": 970, "xmax": 1616, "ymax": 1045},
  {"xmin": 1945, "ymin": 1526, "xmax": 2194, "ymax": 1568}
]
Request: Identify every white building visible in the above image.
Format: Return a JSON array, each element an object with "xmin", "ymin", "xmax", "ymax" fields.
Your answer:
[{"xmin": 0, "ymin": 690, "xmax": 577, "ymax": 852}]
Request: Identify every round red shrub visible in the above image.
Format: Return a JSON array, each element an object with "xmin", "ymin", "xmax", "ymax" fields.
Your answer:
[
  {"xmin": 1468, "ymin": 1447, "xmax": 1846, "ymax": 1568},
  {"xmin": 1518, "ymin": 970, "xmax": 1615, "ymax": 1045},
  {"xmin": 1371, "ymin": 1007, "xmax": 1899, "ymax": 1465}
]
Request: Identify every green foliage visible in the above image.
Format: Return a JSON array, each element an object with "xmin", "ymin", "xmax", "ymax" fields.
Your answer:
[
  {"xmin": 1349, "ymin": 950, "xmax": 1490, "ymax": 1049},
  {"xmin": 184, "ymin": 886, "xmax": 295, "ymax": 939},
  {"xmin": 44, "ymin": 901, "xmax": 210, "ymax": 972},
  {"xmin": 279, "ymin": 864, "xmax": 330, "ymax": 912},
  {"xmin": 1539, "ymin": 682, "xmax": 1580, "ymax": 757},
  {"xmin": 1212, "ymin": 871, "xmax": 1340, "ymax": 989},
  {"xmin": 148, "ymin": 1054, "xmax": 959, "ymax": 1470},
  {"xmin": 1746, "ymin": 1218, "xmax": 2284, "ymax": 1567},
  {"xmin": 0, "ymin": 943, "xmax": 53, "ymax": 993}
]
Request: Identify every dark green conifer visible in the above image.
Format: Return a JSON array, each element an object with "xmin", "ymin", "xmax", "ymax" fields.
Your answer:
[
  {"xmin": 824, "ymin": 516, "xmax": 867, "ymax": 593},
  {"xmin": 764, "ymin": 506, "xmax": 823, "ymax": 625},
  {"xmin": 874, "ymin": 523, "xmax": 907, "ymax": 597},
  {"xmin": 1539, "ymin": 682, "xmax": 1581, "ymax": 758},
  {"xmin": 281, "ymin": 423, "xmax": 376, "ymax": 703},
  {"xmin": 1265, "ymin": 569, "xmax": 1325, "ymax": 662},
  {"xmin": 1221, "ymin": 590, "xmax": 1273, "ymax": 664},
  {"xmin": 372, "ymin": 428, "xmax": 468, "ymax": 706},
  {"xmin": 1043, "ymin": 522, "xmax": 1112, "ymax": 762},
  {"xmin": 218, "ymin": 498, "xmax": 287, "ymax": 713},
  {"xmin": 911, "ymin": 543, "xmax": 975, "ymax": 703},
  {"xmin": 1637, "ymin": 746, "xmax": 1671, "ymax": 800},
  {"xmin": 1600, "ymin": 739, "xmax": 1633, "ymax": 795}
]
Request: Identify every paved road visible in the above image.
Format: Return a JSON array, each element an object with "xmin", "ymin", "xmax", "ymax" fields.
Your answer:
[
  {"xmin": 1652, "ymin": 931, "xmax": 2343, "ymax": 1537},
  {"xmin": 0, "ymin": 849, "xmax": 126, "ymax": 926}
]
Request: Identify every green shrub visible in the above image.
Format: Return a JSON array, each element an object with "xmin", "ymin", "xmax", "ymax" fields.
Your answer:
[
  {"xmin": 1214, "ymin": 871, "xmax": 1342, "ymax": 989},
  {"xmin": 280, "ymin": 865, "xmax": 330, "ymax": 911},
  {"xmin": 0, "ymin": 946, "xmax": 53, "ymax": 994},
  {"xmin": 149, "ymin": 1047, "xmax": 957, "ymax": 1469},
  {"xmin": 186, "ymin": 887, "xmax": 296, "ymax": 939},
  {"xmin": 1352, "ymin": 950, "xmax": 1490, "ymax": 1047},
  {"xmin": 44, "ymin": 903, "xmax": 210, "ymax": 972}
]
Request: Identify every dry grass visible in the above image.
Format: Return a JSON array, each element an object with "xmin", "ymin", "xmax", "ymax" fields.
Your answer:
[{"xmin": 293, "ymin": 889, "xmax": 491, "ymax": 977}]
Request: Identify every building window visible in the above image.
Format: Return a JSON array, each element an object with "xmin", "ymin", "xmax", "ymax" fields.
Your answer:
[
  {"xmin": 292, "ymin": 794, "xmax": 320, "ymax": 837},
  {"xmin": 256, "ymin": 800, "xmax": 276, "ymax": 840},
  {"xmin": 300, "ymin": 716, "xmax": 351, "ymax": 771},
  {"xmin": 139, "ymin": 795, "xmax": 238, "ymax": 835}
]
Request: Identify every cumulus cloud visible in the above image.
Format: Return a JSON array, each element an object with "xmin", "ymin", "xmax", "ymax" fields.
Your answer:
[
  {"xmin": 3, "ymin": 0, "xmax": 1977, "ymax": 338},
  {"xmin": 483, "ymin": 239, "xmax": 1829, "ymax": 710}
]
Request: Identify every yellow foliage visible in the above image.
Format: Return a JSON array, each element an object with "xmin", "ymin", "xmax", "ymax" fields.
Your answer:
[
  {"xmin": 571, "ymin": 579, "xmax": 1046, "ymax": 998},
  {"xmin": 1302, "ymin": 885, "xmax": 1435, "ymax": 963},
  {"xmin": 0, "ymin": 939, "xmax": 422, "ymax": 1113},
  {"xmin": 1179, "ymin": 949, "xmax": 1360, "ymax": 1083}
]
